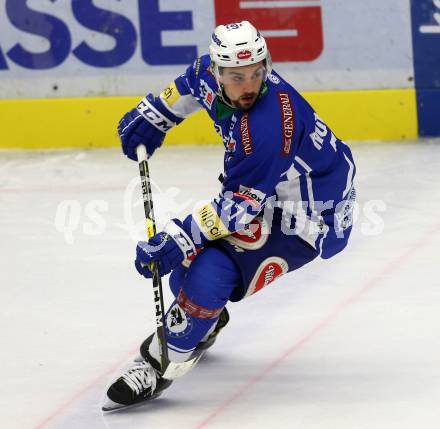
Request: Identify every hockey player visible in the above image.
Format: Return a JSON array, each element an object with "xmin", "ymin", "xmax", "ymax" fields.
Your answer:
[{"xmin": 103, "ymin": 21, "xmax": 356, "ymax": 411}]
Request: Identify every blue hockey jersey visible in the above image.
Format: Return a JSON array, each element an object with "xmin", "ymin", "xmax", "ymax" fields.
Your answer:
[{"xmin": 151, "ymin": 55, "xmax": 356, "ymax": 259}]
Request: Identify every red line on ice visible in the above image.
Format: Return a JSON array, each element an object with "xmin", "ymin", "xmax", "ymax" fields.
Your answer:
[
  {"xmin": 31, "ymin": 223, "xmax": 440, "ymax": 429},
  {"xmin": 193, "ymin": 223, "xmax": 440, "ymax": 429},
  {"xmin": 32, "ymin": 347, "xmax": 138, "ymax": 429}
]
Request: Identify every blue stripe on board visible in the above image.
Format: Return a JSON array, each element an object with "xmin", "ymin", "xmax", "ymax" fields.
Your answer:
[{"xmin": 410, "ymin": 0, "xmax": 440, "ymax": 137}]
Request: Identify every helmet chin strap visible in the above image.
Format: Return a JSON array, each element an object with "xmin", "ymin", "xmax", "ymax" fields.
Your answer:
[
  {"xmin": 209, "ymin": 62, "xmax": 236, "ymax": 109},
  {"xmin": 218, "ymin": 85, "xmax": 235, "ymax": 109}
]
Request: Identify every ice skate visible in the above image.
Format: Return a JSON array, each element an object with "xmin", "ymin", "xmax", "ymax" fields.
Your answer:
[
  {"xmin": 102, "ymin": 356, "xmax": 172, "ymax": 412},
  {"xmin": 196, "ymin": 307, "xmax": 230, "ymax": 352}
]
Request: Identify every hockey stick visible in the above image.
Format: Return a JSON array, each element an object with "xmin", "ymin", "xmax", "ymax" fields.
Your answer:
[
  {"xmin": 136, "ymin": 145, "xmax": 170, "ymax": 375},
  {"xmin": 136, "ymin": 145, "xmax": 200, "ymax": 380}
]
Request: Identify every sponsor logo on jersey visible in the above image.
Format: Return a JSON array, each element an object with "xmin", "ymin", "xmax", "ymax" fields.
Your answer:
[
  {"xmin": 166, "ymin": 303, "xmax": 193, "ymax": 337},
  {"xmin": 194, "ymin": 57, "xmax": 201, "ymax": 76},
  {"xmin": 267, "ymin": 74, "xmax": 280, "ymax": 84},
  {"xmin": 214, "ymin": 123, "xmax": 223, "ymax": 138},
  {"xmin": 245, "ymin": 257, "xmax": 289, "ymax": 298},
  {"xmin": 240, "ymin": 113, "xmax": 253, "ymax": 155},
  {"xmin": 224, "ymin": 115, "xmax": 237, "ymax": 152},
  {"xmin": 199, "ymin": 79, "xmax": 215, "ymax": 109},
  {"xmin": 160, "ymin": 81, "xmax": 181, "ymax": 107},
  {"xmin": 227, "ymin": 137, "xmax": 237, "ymax": 152},
  {"xmin": 278, "ymin": 92, "xmax": 294, "ymax": 156},
  {"xmin": 196, "ymin": 203, "xmax": 230, "ymax": 240},
  {"xmin": 309, "ymin": 113, "xmax": 329, "ymax": 150},
  {"xmin": 237, "ymin": 49, "xmax": 252, "ymax": 60},
  {"xmin": 224, "ymin": 217, "xmax": 269, "ymax": 250},
  {"xmin": 335, "ymin": 186, "xmax": 356, "ymax": 234},
  {"xmin": 234, "ymin": 185, "xmax": 266, "ymax": 208}
]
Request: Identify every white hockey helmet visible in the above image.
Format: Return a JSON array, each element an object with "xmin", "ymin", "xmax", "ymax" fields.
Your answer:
[{"xmin": 209, "ymin": 21, "xmax": 272, "ymax": 79}]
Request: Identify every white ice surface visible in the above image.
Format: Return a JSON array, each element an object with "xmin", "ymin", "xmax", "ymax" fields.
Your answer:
[{"xmin": 1, "ymin": 141, "xmax": 440, "ymax": 429}]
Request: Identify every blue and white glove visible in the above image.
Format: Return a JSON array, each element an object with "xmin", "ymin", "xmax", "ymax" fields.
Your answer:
[
  {"xmin": 118, "ymin": 94, "xmax": 176, "ymax": 161},
  {"xmin": 135, "ymin": 219, "xmax": 200, "ymax": 278}
]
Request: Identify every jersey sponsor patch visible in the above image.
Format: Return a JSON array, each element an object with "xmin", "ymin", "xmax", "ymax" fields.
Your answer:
[
  {"xmin": 268, "ymin": 74, "xmax": 280, "ymax": 84},
  {"xmin": 309, "ymin": 113, "xmax": 328, "ymax": 151},
  {"xmin": 224, "ymin": 217, "xmax": 269, "ymax": 250},
  {"xmin": 234, "ymin": 185, "xmax": 266, "ymax": 208},
  {"xmin": 245, "ymin": 257, "xmax": 289, "ymax": 298},
  {"xmin": 199, "ymin": 79, "xmax": 215, "ymax": 109},
  {"xmin": 334, "ymin": 186, "xmax": 356, "ymax": 234},
  {"xmin": 278, "ymin": 92, "xmax": 294, "ymax": 156},
  {"xmin": 214, "ymin": 123, "xmax": 222, "ymax": 137},
  {"xmin": 240, "ymin": 113, "xmax": 253, "ymax": 155},
  {"xmin": 195, "ymin": 203, "xmax": 230, "ymax": 241},
  {"xmin": 194, "ymin": 57, "xmax": 201, "ymax": 76},
  {"xmin": 227, "ymin": 137, "xmax": 237, "ymax": 153},
  {"xmin": 224, "ymin": 115, "xmax": 238, "ymax": 153},
  {"xmin": 160, "ymin": 82, "xmax": 181, "ymax": 107}
]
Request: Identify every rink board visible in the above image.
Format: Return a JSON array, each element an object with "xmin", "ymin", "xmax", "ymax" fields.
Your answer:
[
  {"xmin": 0, "ymin": 0, "xmax": 437, "ymax": 146},
  {"xmin": 0, "ymin": 88, "xmax": 418, "ymax": 149}
]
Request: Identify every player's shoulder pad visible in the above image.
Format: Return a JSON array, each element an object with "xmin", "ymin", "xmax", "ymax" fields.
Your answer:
[
  {"xmin": 192, "ymin": 54, "xmax": 211, "ymax": 77},
  {"xmin": 179, "ymin": 54, "xmax": 218, "ymax": 111},
  {"xmin": 267, "ymin": 70, "xmax": 320, "ymax": 129},
  {"xmin": 174, "ymin": 54, "xmax": 214, "ymax": 99},
  {"xmin": 185, "ymin": 54, "xmax": 213, "ymax": 84}
]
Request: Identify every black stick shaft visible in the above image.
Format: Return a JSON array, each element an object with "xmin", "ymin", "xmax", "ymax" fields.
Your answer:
[{"xmin": 136, "ymin": 145, "xmax": 169, "ymax": 373}]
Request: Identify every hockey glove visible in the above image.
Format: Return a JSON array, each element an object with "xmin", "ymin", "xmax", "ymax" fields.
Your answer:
[
  {"xmin": 135, "ymin": 219, "xmax": 199, "ymax": 279},
  {"xmin": 118, "ymin": 94, "xmax": 170, "ymax": 161}
]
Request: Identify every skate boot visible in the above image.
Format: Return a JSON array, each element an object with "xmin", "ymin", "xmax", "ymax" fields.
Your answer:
[
  {"xmin": 197, "ymin": 307, "xmax": 230, "ymax": 351},
  {"xmin": 102, "ymin": 354, "xmax": 173, "ymax": 412}
]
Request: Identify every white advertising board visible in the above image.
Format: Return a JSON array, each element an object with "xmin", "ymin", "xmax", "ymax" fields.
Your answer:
[{"xmin": 0, "ymin": 0, "xmax": 414, "ymax": 99}]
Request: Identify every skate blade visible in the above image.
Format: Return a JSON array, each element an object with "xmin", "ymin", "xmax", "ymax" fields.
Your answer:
[
  {"xmin": 102, "ymin": 399, "xmax": 127, "ymax": 412},
  {"xmin": 133, "ymin": 354, "xmax": 143, "ymax": 363},
  {"xmin": 102, "ymin": 393, "xmax": 162, "ymax": 413}
]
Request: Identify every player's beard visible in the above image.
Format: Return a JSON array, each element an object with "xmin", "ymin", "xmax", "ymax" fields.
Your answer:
[{"xmin": 232, "ymin": 92, "xmax": 258, "ymax": 111}]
